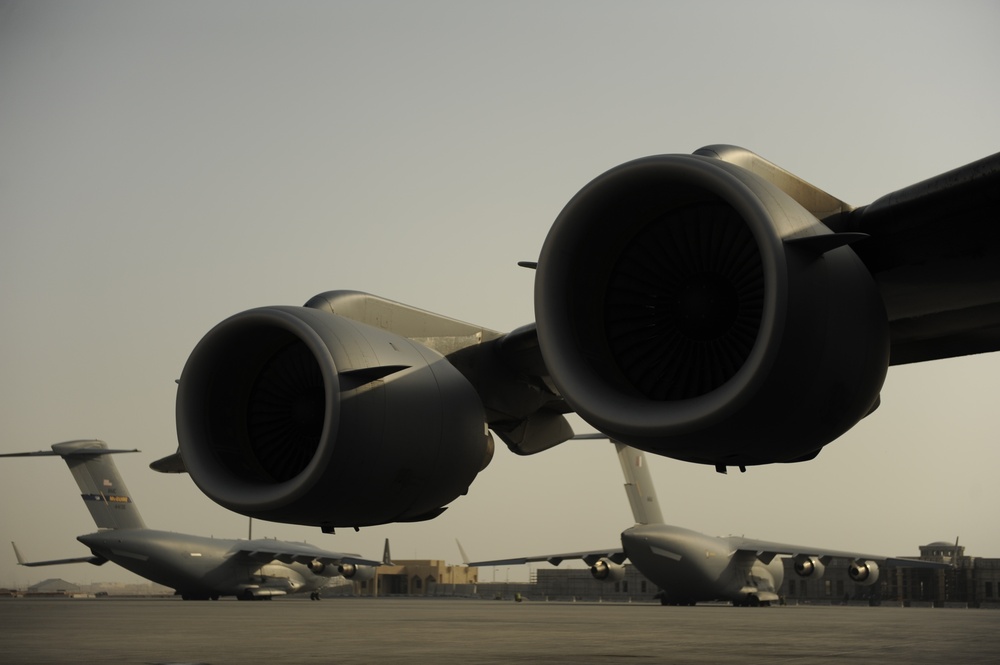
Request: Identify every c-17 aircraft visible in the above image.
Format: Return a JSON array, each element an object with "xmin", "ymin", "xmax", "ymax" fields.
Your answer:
[
  {"xmin": 467, "ymin": 442, "xmax": 950, "ymax": 606},
  {"xmin": 152, "ymin": 145, "xmax": 1000, "ymax": 532},
  {"xmin": 4, "ymin": 440, "xmax": 389, "ymax": 600}
]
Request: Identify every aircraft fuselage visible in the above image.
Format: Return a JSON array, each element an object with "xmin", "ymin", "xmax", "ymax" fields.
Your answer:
[
  {"xmin": 621, "ymin": 524, "xmax": 783, "ymax": 605},
  {"xmin": 77, "ymin": 529, "xmax": 331, "ymax": 599}
]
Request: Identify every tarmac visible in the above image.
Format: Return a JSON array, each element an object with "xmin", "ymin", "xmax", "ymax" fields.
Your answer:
[{"xmin": 2, "ymin": 596, "xmax": 998, "ymax": 664}]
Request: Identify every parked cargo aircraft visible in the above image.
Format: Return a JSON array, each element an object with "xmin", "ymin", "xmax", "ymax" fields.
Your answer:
[
  {"xmin": 153, "ymin": 145, "xmax": 1000, "ymax": 530},
  {"xmin": 4, "ymin": 440, "xmax": 387, "ymax": 600},
  {"xmin": 467, "ymin": 443, "xmax": 950, "ymax": 606}
]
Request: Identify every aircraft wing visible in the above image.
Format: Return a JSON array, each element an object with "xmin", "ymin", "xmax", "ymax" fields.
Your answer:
[
  {"xmin": 729, "ymin": 536, "xmax": 951, "ymax": 569},
  {"xmin": 11, "ymin": 542, "xmax": 107, "ymax": 567},
  {"xmin": 158, "ymin": 146, "xmax": 1000, "ymax": 529},
  {"xmin": 232, "ymin": 539, "xmax": 380, "ymax": 567},
  {"xmin": 840, "ymin": 151, "xmax": 1000, "ymax": 365},
  {"xmin": 468, "ymin": 548, "xmax": 626, "ymax": 568}
]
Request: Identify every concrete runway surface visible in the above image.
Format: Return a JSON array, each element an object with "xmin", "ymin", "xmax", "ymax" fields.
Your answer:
[{"xmin": 2, "ymin": 597, "xmax": 997, "ymax": 664}]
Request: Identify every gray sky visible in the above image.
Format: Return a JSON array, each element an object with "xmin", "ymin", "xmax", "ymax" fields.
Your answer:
[{"xmin": 2, "ymin": 0, "xmax": 998, "ymax": 587}]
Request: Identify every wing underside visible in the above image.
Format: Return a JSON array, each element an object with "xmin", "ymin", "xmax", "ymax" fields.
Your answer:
[
  {"xmin": 469, "ymin": 548, "xmax": 626, "ymax": 568},
  {"xmin": 730, "ymin": 536, "xmax": 950, "ymax": 569},
  {"xmin": 233, "ymin": 539, "xmax": 380, "ymax": 567},
  {"xmin": 837, "ymin": 151, "xmax": 1000, "ymax": 365}
]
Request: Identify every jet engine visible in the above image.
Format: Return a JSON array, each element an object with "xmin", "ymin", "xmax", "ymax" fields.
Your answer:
[
  {"xmin": 307, "ymin": 560, "xmax": 338, "ymax": 577},
  {"xmin": 534, "ymin": 150, "xmax": 889, "ymax": 467},
  {"xmin": 848, "ymin": 560, "xmax": 880, "ymax": 585},
  {"xmin": 338, "ymin": 562, "xmax": 377, "ymax": 582},
  {"xmin": 175, "ymin": 304, "xmax": 492, "ymax": 529},
  {"xmin": 590, "ymin": 558, "xmax": 626, "ymax": 583},
  {"xmin": 792, "ymin": 555, "xmax": 826, "ymax": 579}
]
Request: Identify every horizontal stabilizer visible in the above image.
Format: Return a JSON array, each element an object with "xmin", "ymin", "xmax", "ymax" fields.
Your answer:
[{"xmin": 0, "ymin": 446, "xmax": 139, "ymax": 458}]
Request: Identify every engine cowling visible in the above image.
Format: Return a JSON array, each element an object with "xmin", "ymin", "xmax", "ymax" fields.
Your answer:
[
  {"xmin": 175, "ymin": 305, "xmax": 492, "ymax": 529},
  {"xmin": 534, "ymin": 152, "xmax": 889, "ymax": 467},
  {"xmin": 307, "ymin": 559, "xmax": 340, "ymax": 577},
  {"xmin": 590, "ymin": 558, "xmax": 626, "ymax": 583},
  {"xmin": 792, "ymin": 555, "xmax": 826, "ymax": 579},
  {"xmin": 848, "ymin": 560, "xmax": 880, "ymax": 585},
  {"xmin": 338, "ymin": 563, "xmax": 377, "ymax": 582}
]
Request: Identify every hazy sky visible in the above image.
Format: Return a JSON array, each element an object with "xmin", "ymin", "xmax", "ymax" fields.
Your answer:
[{"xmin": 2, "ymin": 0, "xmax": 998, "ymax": 588}]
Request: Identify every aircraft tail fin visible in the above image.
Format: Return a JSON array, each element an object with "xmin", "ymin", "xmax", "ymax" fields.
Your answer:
[
  {"xmin": 615, "ymin": 443, "xmax": 664, "ymax": 525},
  {"xmin": 382, "ymin": 538, "xmax": 394, "ymax": 566},
  {"xmin": 0, "ymin": 440, "xmax": 146, "ymax": 530}
]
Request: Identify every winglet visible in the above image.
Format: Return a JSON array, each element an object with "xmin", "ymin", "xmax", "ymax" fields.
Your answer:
[
  {"xmin": 12, "ymin": 541, "xmax": 26, "ymax": 565},
  {"xmin": 456, "ymin": 539, "xmax": 471, "ymax": 566}
]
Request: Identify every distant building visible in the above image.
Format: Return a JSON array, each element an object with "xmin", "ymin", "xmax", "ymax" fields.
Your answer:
[
  {"xmin": 25, "ymin": 578, "xmax": 81, "ymax": 597},
  {"xmin": 80, "ymin": 581, "xmax": 173, "ymax": 597},
  {"xmin": 342, "ymin": 559, "xmax": 480, "ymax": 597},
  {"xmin": 781, "ymin": 541, "xmax": 1000, "ymax": 608}
]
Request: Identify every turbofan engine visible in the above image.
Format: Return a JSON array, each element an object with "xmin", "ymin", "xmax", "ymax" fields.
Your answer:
[
  {"xmin": 848, "ymin": 560, "xmax": 880, "ymax": 585},
  {"xmin": 590, "ymin": 558, "xmax": 626, "ymax": 583},
  {"xmin": 338, "ymin": 563, "xmax": 377, "ymax": 582},
  {"xmin": 175, "ymin": 304, "xmax": 492, "ymax": 529},
  {"xmin": 534, "ymin": 148, "xmax": 889, "ymax": 467},
  {"xmin": 792, "ymin": 555, "xmax": 826, "ymax": 579},
  {"xmin": 307, "ymin": 560, "xmax": 338, "ymax": 577}
]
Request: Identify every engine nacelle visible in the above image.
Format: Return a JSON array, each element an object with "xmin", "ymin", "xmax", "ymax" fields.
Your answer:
[
  {"xmin": 307, "ymin": 559, "xmax": 338, "ymax": 577},
  {"xmin": 848, "ymin": 560, "xmax": 880, "ymax": 586},
  {"xmin": 175, "ymin": 304, "xmax": 492, "ymax": 529},
  {"xmin": 338, "ymin": 563, "xmax": 377, "ymax": 582},
  {"xmin": 590, "ymin": 558, "xmax": 626, "ymax": 583},
  {"xmin": 534, "ymin": 151, "xmax": 889, "ymax": 467},
  {"xmin": 792, "ymin": 555, "xmax": 826, "ymax": 579}
]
